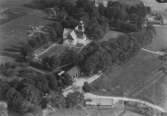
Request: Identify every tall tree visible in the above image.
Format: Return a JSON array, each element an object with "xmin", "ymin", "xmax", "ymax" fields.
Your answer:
[{"xmin": 65, "ymin": 92, "xmax": 85, "ymax": 108}]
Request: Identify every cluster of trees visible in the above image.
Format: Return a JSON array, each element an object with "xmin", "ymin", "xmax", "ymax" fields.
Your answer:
[
  {"xmin": 27, "ymin": 22, "xmax": 63, "ymax": 49},
  {"xmin": 0, "ymin": 62, "xmax": 18, "ymax": 77},
  {"xmin": 29, "ymin": 0, "xmax": 151, "ymax": 35},
  {"xmin": 3, "ymin": 0, "xmax": 152, "ymax": 67},
  {"xmin": 3, "ymin": 42, "xmax": 33, "ymax": 62},
  {"xmin": 3, "ymin": 22, "xmax": 64, "ymax": 63},
  {"xmin": 78, "ymin": 24, "xmax": 155, "ymax": 75},
  {"xmin": 0, "ymin": 68, "xmax": 84, "ymax": 115},
  {"xmin": 30, "ymin": 48, "xmax": 79, "ymax": 71},
  {"xmin": 53, "ymin": 0, "xmax": 109, "ymax": 40}
]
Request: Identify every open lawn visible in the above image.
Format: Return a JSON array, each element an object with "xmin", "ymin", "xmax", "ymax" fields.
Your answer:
[
  {"xmin": 0, "ymin": 7, "xmax": 27, "ymax": 25},
  {"xmin": 0, "ymin": 13, "xmax": 52, "ymax": 51},
  {"xmin": 0, "ymin": 3, "xmax": 53, "ymax": 64},
  {"xmin": 38, "ymin": 44, "xmax": 68, "ymax": 59},
  {"xmin": 100, "ymin": 30, "xmax": 125, "ymax": 42},
  {"xmin": 41, "ymin": 107, "xmax": 125, "ymax": 116},
  {"xmin": 91, "ymin": 25, "xmax": 167, "ymax": 110},
  {"xmin": 123, "ymin": 111, "xmax": 142, "ymax": 116},
  {"xmin": 91, "ymin": 50, "xmax": 163, "ymax": 101},
  {"xmin": 146, "ymin": 25, "xmax": 167, "ymax": 51}
]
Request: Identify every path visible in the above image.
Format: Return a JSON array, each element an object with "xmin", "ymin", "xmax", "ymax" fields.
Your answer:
[
  {"xmin": 28, "ymin": 66, "xmax": 47, "ymax": 74},
  {"xmin": 63, "ymin": 74, "xmax": 102, "ymax": 96},
  {"xmin": 73, "ymin": 74, "xmax": 102, "ymax": 87},
  {"xmin": 141, "ymin": 48, "xmax": 166, "ymax": 56},
  {"xmin": 132, "ymin": 70, "xmax": 165, "ymax": 97},
  {"xmin": 84, "ymin": 93, "xmax": 166, "ymax": 113},
  {"xmin": 62, "ymin": 71, "xmax": 166, "ymax": 113},
  {"xmin": 34, "ymin": 43, "xmax": 58, "ymax": 59}
]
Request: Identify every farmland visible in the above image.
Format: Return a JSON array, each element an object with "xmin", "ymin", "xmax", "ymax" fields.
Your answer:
[{"xmin": 91, "ymin": 25, "xmax": 167, "ymax": 110}]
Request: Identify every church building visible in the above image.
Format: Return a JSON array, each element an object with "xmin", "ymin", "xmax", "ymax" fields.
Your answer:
[{"xmin": 63, "ymin": 20, "xmax": 90, "ymax": 47}]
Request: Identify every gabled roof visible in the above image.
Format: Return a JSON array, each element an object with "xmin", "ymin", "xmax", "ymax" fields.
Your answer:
[{"xmin": 67, "ymin": 66, "xmax": 80, "ymax": 77}]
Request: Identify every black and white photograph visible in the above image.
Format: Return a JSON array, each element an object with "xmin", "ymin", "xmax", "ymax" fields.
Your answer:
[{"xmin": 0, "ymin": 0, "xmax": 167, "ymax": 116}]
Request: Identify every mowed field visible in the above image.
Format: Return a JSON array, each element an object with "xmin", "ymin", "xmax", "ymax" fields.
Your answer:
[
  {"xmin": 90, "ymin": 23, "xmax": 167, "ymax": 111},
  {"xmin": 34, "ymin": 107, "xmax": 141, "ymax": 116},
  {"xmin": 0, "ymin": 0, "xmax": 53, "ymax": 64},
  {"xmin": 91, "ymin": 50, "xmax": 162, "ymax": 95},
  {"xmin": 0, "ymin": 0, "xmax": 32, "ymax": 8},
  {"xmin": 146, "ymin": 25, "xmax": 167, "ymax": 51},
  {"xmin": 0, "ymin": 14, "xmax": 51, "ymax": 51},
  {"xmin": 90, "ymin": 24, "xmax": 167, "ymax": 111}
]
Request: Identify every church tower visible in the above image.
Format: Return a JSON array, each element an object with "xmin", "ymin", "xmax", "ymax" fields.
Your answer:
[{"xmin": 63, "ymin": 20, "xmax": 90, "ymax": 47}]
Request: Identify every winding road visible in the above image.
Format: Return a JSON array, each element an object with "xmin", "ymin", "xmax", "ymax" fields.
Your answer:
[
  {"xmin": 62, "ymin": 72, "xmax": 167, "ymax": 114},
  {"xmin": 84, "ymin": 93, "xmax": 166, "ymax": 113},
  {"xmin": 141, "ymin": 48, "xmax": 166, "ymax": 56}
]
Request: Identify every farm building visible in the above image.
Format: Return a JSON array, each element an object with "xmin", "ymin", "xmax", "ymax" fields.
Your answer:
[{"xmin": 67, "ymin": 66, "xmax": 80, "ymax": 80}]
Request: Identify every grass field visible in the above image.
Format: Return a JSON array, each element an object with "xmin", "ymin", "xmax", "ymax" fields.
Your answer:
[
  {"xmin": 146, "ymin": 25, "xmax": 167, "ymax": 51},
  {"xmin": 100, "ymin": 30, "xmax": 125, "ymax": 42},
  {"xmin": 0, "ymin": 14, "xmax": 51, "ymax": 55},
  {"xmin": 90, "ymin": 49, "xmax": 163, "ymax": 100},
  {"xmin": 90, "ymin": 24, "xmax": 167, "ymax": 110},
  {"xmin": 0, "ymin": 0, "xmax": 52, "ymax": 64},
  {"xmin": 38, "ymin": 107, "xmax": 126, "ymax": 116}
]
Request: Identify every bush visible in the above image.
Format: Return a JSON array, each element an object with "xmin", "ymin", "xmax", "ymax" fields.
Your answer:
[
  {"xmin": 20, "ymin": 84, "xmax": 42, "ymax": 105},
  {"xmin": 0, "ymin": 81, "xmax": 10, "ymax": 100},
  {"xmin": 83, "ymin": 82, "xmax": 92, "ymax": 92},
  {"xmin": 48, "ymin": 91, "xmax": 66, "ymax": 109},
  {"xmin": 79, "ymin": 26, "xmax": 155, "ymax": 75},
  {"xmin": 45, "ymin": 74, "xmax": 58, "ymax": 91},
  {"xmin": 6, "ymin": 87, "xmax": 24, "ymax": 113},
  {"xmin": 65, "ymin": 92, "xmax": 85, "ymax": 108}
]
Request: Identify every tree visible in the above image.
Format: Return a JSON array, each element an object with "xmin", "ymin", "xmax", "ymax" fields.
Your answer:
[
  {"xmin": 146, "ymin": 23, "xmax": 156, "ymax": 37},
  {"xmin": 70, "ymin": 7, "xmax": 87, "ymax": 20},
  {"xmin": 83, "ymin": 82, "xmax": 92, "ymax": 92},
  {"xmin": 0, "ymin": 62, "xmax": 17, "ymax": 77},
  {"xmin": 59, "ymin": 0, "xmax": 75, "ymax": 11},
  {"xmin": 80, "ymin": 49, "xmax": 110, "ymax": 75},
  {"xmin": 98, "ymin": 3, "xmax": 106, "ymax": 16},
  {"xmin": 52, "ymin": 71, "xmax": 73, "ymax": 89},
  {"xmin": 78, "ymin": 42, "xmax": 99, "ymax": 62},
  {"xmin": 41, "ymin": 56, "xmax": 61, "ymax": 70},
  {"xmin": 45, "ymin": 74, "xmax": 59, "ymax": 91},
  {"xmin": 61, "ymin": 16, "xmax": 78, "ymax": 29},
  {"xmin": 56, "ymin": 8, "xmax": 68, "ymax": 21},
  {"xmin": 6, "ymin": 87, "xmax": 24, "ymax": 113},
  {"xmin": 0, "ymin": 81, "xmax": 10, "ymax": 100},
  {"xmin": 21, "ymin": 84, "xmax": 42, "ymax": 105},
  {"xmin": 65, "ymin": 92, "xmax": 85, "ymax": 108},
  {"xmin": 80, "ymin": 51, "xmax": 101, "ymax": 75},
  {"xmin": 47, "ymin": 91, "xmax": 66, "ymax": 108},
  {"xmin": 85, "ymin": 17, "xmax": 105, "ymax": 40},
  {"xmin": 59, "ymin": 49, "xmax": 79, "ymax": 67},
  {"xmin": 31, "ymin": 0, "xmax": 61, "ymax": 9},
  {"xmin": 4, "ymin": 42, "xmax": 33, "ymax": 62},
  {"xmin": 33, "ymin": 75, "xmax": 50, "ymax": 94},
  {"xmin": 59, "ymin": 72, "xmax": 73, "ymax": 88},
  {"xmin": 44, "ymin": 22, "xmax": 64, "ymax": 43},
  {"xmin": 106, "ymin": 1, "xmax": 123, "ymax": 20}
]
